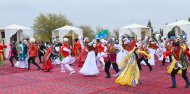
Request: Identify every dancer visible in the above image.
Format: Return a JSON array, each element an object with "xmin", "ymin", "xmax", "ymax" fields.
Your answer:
[
  {"xmin": 42, "ymin": 46, "xmax": 54, "ymax": 72},
  {"xmin": 78, "ymin": 37, "xmax": 88, "ymax": 67},
  {"xmin": 145, "ymin": 39, "xmax": 156, "ymax": 65},
  {"xmin": 72, "ymin": 38, "xmax": 82, "ymax": 58},
  {"xmin": 161, "ymin": 40, "xmax": 173, "ymax": 66},
  {"xmin": 15, "ymin": 41, "xmax": 28, "ymax": 68},
  {"xmin": 28, "ymin": 38, "xmax": 41, "ymax": 70},
  {"xmin": 52, "ymin": 42, "xmax": 61, "ymax": 65},
  {"xmin": 115, "ymin": 45, "xmax": 150, "ymax": 86},
  {"xmin": 38, "ymin": 41, "xmax": 46, "ymax": 63},
  {"xmin": 105, "ymin": 38, "xmax": 122, "ymax": 78},
  {"xmin": 0, "ymin": 40, "xmax": 7, "ymax": 66},
  {"xmin": 137, "ymin": 43, "xmax": 152, "ymax": 71},
  {"xmin": 116, "ymin": 38, "xmax": 129, "ymax": 66},
  {"xmin": 96, "ymin": 39, "xmax": 107, "ymax": 68},
  {"xmin": 79, "ymin": 39, "xmax": 99, "ymax": 75},
  {"xmin": 165, "ymin": 41, "xmax": 190, "ymax": 88},
  {"xmin": 60, "ymin": 38, "xmax": 75, "ymax": 74},
  {"xmin": 9, "ymin": 42, "xmax": 18, "ymax": 67}
]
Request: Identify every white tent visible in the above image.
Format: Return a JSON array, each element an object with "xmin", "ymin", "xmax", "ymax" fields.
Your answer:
[
  {"xmin": 163, "ymin": 20, "xmax": 190, "ymax": 40},
  {"xmin": 0, "ymin": 24, "xmax": 34, "ymax": 58},
  {"xmin": 119, "ymin": 24, "xmax": 151, "ymax": 44},
  {"xmin": 52, "ymin": 25, "xmax": 83, "ymax": 43}
]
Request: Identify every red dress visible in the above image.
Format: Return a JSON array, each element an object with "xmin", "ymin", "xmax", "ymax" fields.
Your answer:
[
  {"xmin": 42, "ymin": 47, "xmax": 54, "ymax": 72},
  {"xmin": 72, "ymin": 41, "xmax": 81, "ymax": 57},
  {"xmin": 77, "ymin": 46, "xmax": 88, "ymax": 67}
]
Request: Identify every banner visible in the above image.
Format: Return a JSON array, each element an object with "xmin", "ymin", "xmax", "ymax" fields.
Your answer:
[{"xmin": 96, "ymin": 29, "xmax": 109, "ymax": 39}]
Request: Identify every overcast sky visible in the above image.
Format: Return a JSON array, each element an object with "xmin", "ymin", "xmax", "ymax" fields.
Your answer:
[{"xmin": 0, "ymin": 0, "xmax": 190, "ymax": 31}]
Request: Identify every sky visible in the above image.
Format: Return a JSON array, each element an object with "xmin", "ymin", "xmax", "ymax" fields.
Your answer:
[{"xmin": 0, "ymin": 0, "xmax": 190, "ymax": 31}]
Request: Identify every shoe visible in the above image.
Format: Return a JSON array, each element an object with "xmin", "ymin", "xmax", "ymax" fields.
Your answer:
[
  {"xmin": 105, "ymin": 75, "xmax": 111, "ymax": 78},
  {"xmin": 113, "ymin": 73, "xmax": 120, "ymax": 77},
  {"xmin": 150, "ymin": 67, "xmax": 152, "ymax": 71},
  {"xmin": 139, "ymin": 81, "xmax": 144, "ymax": 84},
  {"xmin": 69, "ymin": 71, "xmax": 75, "ymax": 74},
  {"xmin": 169, "ymin": 85, "xmax": 176, "ymax": 88}
]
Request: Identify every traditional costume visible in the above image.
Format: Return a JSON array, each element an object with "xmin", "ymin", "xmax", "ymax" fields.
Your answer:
[
  {"xmin": 96, "ymin": 39, "xmax": 107, "ymax": 68},
  {"xmin": 79, "ymin": 39, "xmax": 99, "ymax": 75},
  {"xmin": 72, "ymin": 38, "xmax": 82, "ymax": 57},
  {"xmin": 161, "ymin": 42, "xmax": 172, "ymax": 66},
  {"xmin": 52, "ymin": 44, "xmax": 61, "ymax": 65},
  {"xmin": 28, "ymin": 38, "xmax": 41, "ymax": 70},
  {"xmin": 115, "ymin": 47, "xmax": 150, "ymax": 86},
  {"xmin": 137, "ymin": 43, "xmax": 152, "ymax": 71},
  {"xmin": 60, "ymin": 38, "xmax": 75, "ymax": 74},
  {"xmin": 15, "ymin": 42, "xmax": 28, "ymax": 68},
  {"xmin": 105, "ymin": 38, "xmax": 121, "ymax": 78},
  {"xmin": 38, "ymin": 41, "xmax": 46, "ymax": 63},
  {"xmin": 0, "ymin": 42, "xmax": 7, "ymax": 66},
  {"xmin": 9, "ymin": 42, "xmax": 18, "ymax": 67},
  {"xmin": 77, "ymin": 37, "xmax": 88, "ymax": 67},
  {"xmin": 165, "ymin": 42, "xmax": 190, "ymax": 88},
  {"xmin": 42, "ymin": 46, "xmax": 54, "ymax": 72},
  {"xmin": 116, "ymin": 38, "xmax": 129, "ymax": 65}
]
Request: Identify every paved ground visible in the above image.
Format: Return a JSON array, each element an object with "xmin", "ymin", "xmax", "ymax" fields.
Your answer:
[{"xmin": 0, "ymin": 59, "xmax": 190, "ymax": 94}]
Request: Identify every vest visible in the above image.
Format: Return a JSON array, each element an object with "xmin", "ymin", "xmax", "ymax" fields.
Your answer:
[
  {"xmin": 108, "ymin": 44, "xmax": 115, "ymax": 54},
  {"xmin": 96, "ymin": 43, "xmax": 104, "ymax": 52},
  {"xmin": 61, "ymin": 43, "xmax": 70, "ymax": 57}
]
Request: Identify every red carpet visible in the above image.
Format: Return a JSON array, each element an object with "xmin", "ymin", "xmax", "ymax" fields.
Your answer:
[{"xmin": 0, "ymin": 59, "xmax": 190, "ymax": 94}]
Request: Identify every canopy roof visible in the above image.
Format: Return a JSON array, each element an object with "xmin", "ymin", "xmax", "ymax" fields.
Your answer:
[
  {"xmin": 0, "ymin": 24, "xmax": 31, "ymax": 30},
  {"xmin": 54, "ymin": 25, "xmax": 82, "ymax": 31},
  {"xmin": 167, "ymin": 20, "xmax": 190, "ymax": 26},
  {"xmin": 120, "ymin": 24, "xmax": 149, "ymax": 29}
]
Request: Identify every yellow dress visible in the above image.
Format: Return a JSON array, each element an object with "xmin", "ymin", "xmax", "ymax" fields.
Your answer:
[{"xmin": 115, "ymin": 49, "xmax": 150, "ymax": 86}]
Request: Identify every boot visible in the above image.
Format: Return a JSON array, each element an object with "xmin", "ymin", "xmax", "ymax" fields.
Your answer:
[
  {"xmin": 170, "ymin": 77, "xmax": 176, "ymax": 88},
  {"xmin": 149, "ymin": 66, "xmax": 152, "ymax": 71},
  {"xmin": 184, "ymin": 77, "xmax": 190, "ymax": 88},
  {"xmin": 105, "ymin": 75, "xmax": 111, "ymax": 78},
  {"xmin": 161, "ymin": 58, "xmax": 165, "ymax": 66},
  {"xmin": 28, "ymin": 63, "xmax": 30, "ymax": 70}
]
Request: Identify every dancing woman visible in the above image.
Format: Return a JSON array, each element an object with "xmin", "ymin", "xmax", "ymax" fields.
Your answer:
[
  {"xmin": 79, "ymin": 39, "xmax": 99, "ymax": 76},
  {"xmin": 115, "ymin": 45, "xmax": 150, "ymax": 86},
  {"xmin": 42, "ymin": 46, "xmax": 54, "ymax": 72}
]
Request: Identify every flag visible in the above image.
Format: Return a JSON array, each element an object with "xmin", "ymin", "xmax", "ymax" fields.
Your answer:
[{"xmin": 96, "ymin": 29, "xmax": 109, "ymax": 39}]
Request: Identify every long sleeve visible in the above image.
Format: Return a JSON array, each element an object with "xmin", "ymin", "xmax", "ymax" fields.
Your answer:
[
  {"xmin": 163, "ymin": 50, "xmax": 172, "ymax": 58},
  {"xmin": 63, "ymin": 47, "xmax": 71, "ymax": 53},
  {"xmin": 137, "ymin": 51, "xmax": 151, "ymax": 59},
  {"xmin": 183, "ymin": 49, "xmax": 190, "ymax": 59},
  {"xmin": 88, "ymin": 39, "xmax": 95, "ymax": 46},
  {"xmin": 114, "ymin": 44, "xmax": 122, "ymax": 50},
  {"xmin": 104, "ymin": 45, "xmax": 107, "ymax": 52}
]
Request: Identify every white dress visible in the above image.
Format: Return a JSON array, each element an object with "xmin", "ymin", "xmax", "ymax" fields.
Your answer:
[
  {"xmin": 148, "ymin": 48, "xmax": 155, "ymax": 65},
  {"xmin": 141, "ymin": 48, "xmax": 155, "ymax": 65},
  {"xmin": 117, "ymin": 50, "xmax": 128, "ymax": 64},
  {"xmin": 15, "ymin": 57, "xmax": 28, "ymax": 68},
  {"xmin": 79, "ymin": 51, "xmax": 99, "ymax": 75}
]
